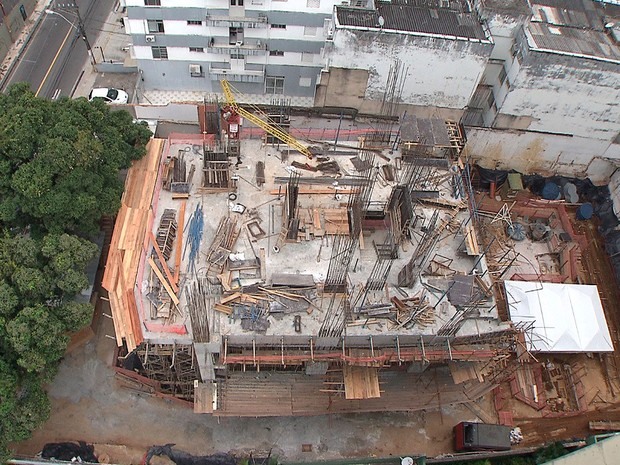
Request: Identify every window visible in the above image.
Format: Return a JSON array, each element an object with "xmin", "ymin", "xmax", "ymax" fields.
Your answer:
[
  {"xmin": 353, "ymin": 0, "xmax": 366, "ymax": 6},
  {"xmin": 304, "ymin": 26, "xmax": 317, "ymax": 36},
  {"xmin": 151, "ymin": 46, "xmax": 168, "ymax": 59},
  {"xmin": 269, "ymin": 50, "xmax": 284, "ymax": 56},
  {"xmin": 266, "ymin": 76, "xmax": 284, "ymax": 94},
  {"xmin": 306, "ymin": 0, "xmax": 320, "ymax": 7},
  {"xmin": 229, "ymin": 27, "xmax": 244, "ymax": 45},
  {"xmin": 230, "ymin": 52, "xmax": 244, "ymax": 59},
  {"xmin": 187, "ymin": 20, "xmax": 202, "ymax": 25},
  {"xmin": 271, "ymin": 23, "xmax": 286, "ymax": 29},
  {"xmin": 299, "ymin": 77, "xmax": 312, "ymax": 87},
  {"xmin": 486, "ymin": 91, "xmax": 497, "ymax": 112},
  {"xmin": 301, "ymin": 52, "xmax": 313, "ymax": 63},
  {"xmin": 230, "ymin": 0, "xmax": 244, "ymax": 5},
  {"xmin": 498, "ymin": 66, "xmax": 508, "ymax": 86},
  {"xmin": 189, "ymin": 47, "xmax": 205, "ymax": 52},
  {"xmin": 147, "ymin": 20, "xmax": 165, "ymax": 33},
  {"xmin": 144, "ymin": 0, "xmax": 161, "ymax": 5}
]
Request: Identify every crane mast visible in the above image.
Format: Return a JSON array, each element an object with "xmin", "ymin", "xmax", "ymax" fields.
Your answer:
[{"xmin": 220, "ymin": 80, "xmax": 313, "ymax": 159}]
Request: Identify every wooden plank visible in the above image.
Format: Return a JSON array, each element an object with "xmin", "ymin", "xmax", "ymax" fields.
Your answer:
[
  {"xmin": 214, "ymin": 303, "xmax": 233, "ymax": 315},
  {"xmin": 217, "ymin": 271, "xmax": 232, "ymax": 292},
  {"xmin": 589, "ymin": 421, "xmax": 620, "ymax": 431},
  {"xmin": 148, "ymin": 231, "xmax": 179, "ymax": 293},
  {"xmin": 259, "ymin": 248, "xmax": 266, "ymax": 280},
  {"xmin": 313, "ymin": 208, "xmax": 322, "ymax": 229},
  {"xmin": 194, "ymin": 381, "xmax": 215, "ymax": 414},
  {"xmin": 343, "ymin": 366, "xmax": 380, "ymax": 400},
  {"xmin": 147, "ymin": 256, "xmax": 180, "ymax": 305},
  {"xmin": 174, "ymin": 200, "xmax": 186, "ymax": 285},
  {"xmin": 220, "ymin": 292, "xmax": 242, "ymax": 305}
]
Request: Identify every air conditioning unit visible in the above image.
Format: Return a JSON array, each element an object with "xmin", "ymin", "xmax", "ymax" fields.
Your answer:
[
  {"xmin": 146, "ymin": 35, "xmax": 156, "ymax": 43},
  {"xmin": 189, "ymin": 64, "xmax": 203, "ymax": 76}
]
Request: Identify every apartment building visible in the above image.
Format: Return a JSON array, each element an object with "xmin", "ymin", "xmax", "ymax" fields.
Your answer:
[
  {"xmin": 318, "ymin": 0, "xmax": 620, "ymax": 183},
  {"xmin": 125, "ymin": 0, "xmax": 337, "ymax": 103},
  {"xmin": 465, "ymin": 0, "xmax": 620, "ymax": 182}
]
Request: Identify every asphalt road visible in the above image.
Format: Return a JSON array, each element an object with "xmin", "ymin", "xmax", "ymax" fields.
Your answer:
[{"xmin": 2, "ymin": 0, "xmax": 117, "ymax": 99}]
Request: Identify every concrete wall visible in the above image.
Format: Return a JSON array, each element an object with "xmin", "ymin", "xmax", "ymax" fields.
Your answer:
[
  {"xmin": 496, "ymin": 41, "xmax": 620, "ymax": 142},
  {"xmin": 466, "ymin": 127, "xmax": 617, "ymax": 184},
  {"xmin": 321, "ymin": 29, "xmax": 492, "ymax": 112},
  {"xmin": 134, "ymin": 102, "xmax": 199, "ymax": 123}
]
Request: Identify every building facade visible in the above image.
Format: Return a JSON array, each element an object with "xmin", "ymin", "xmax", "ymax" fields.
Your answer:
[
  {"xmin": 464, "ymin": 0, "xmax": 620, "ymax": 182},
  {"xmin": 317, "ymin": 0, "xmax": 494, "ymax": 117},
  {"xmin": 125, "ymin": 0, "xmax": 337, "ymax": 103}
]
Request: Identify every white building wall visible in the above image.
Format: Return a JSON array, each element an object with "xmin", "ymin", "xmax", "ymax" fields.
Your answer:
[
  {"xmin": 466, "ymin": 127, "xmax": 617, "ymax": 184},
  {"xmin": 497, "ymin": 53, "xmax": 620, "ymax": 141},
  {"xmin": 327, "ymin": 29, "xmax": 492, "ymax": 109}
]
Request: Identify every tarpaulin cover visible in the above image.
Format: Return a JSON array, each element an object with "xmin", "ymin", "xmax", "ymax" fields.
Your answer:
[{"xmin": 505, "ymin": 280, "xmax": 614, "ymax": 353}]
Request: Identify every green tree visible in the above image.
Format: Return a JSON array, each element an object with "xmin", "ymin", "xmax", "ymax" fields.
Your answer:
[
  {"xmin": 0, "ymin": 83, "xmax": 151, "ymax": 235},
  {"xmin": 0, "ymin": 83, "xmax": 151, "ymax": 458}
]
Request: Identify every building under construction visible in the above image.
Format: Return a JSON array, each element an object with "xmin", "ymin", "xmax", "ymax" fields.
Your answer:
[{"xmin": 102, "ymin": 95, "xmax": 619, "ymax": 424}]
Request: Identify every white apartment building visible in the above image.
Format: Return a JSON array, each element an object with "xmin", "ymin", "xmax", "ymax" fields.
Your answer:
[{"xmin": 124, "ymin": 0, "xmax": 337, "ymax": 102}]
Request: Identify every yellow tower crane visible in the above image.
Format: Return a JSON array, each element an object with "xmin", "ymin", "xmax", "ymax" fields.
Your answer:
[{"xmin": 220, "ymin": 79, "xmax": 313, "ymax": 159}]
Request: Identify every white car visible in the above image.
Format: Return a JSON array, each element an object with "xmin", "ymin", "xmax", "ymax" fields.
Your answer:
[{"xmin": 88, "ymin": 87, "xmax": 129, "ymax": 104}]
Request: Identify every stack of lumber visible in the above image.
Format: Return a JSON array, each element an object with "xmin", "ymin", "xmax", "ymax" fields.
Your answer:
[
  {"xmin": 102, "ymin": 139, "xmax": 165, "ymax": 351},
  {"xmin": 290, "ymin": 208, "xmax": 350, "ymax": 240},
  {"xmin": 343, "ymin": 365, "xmax": 381, "ymax": 399}
]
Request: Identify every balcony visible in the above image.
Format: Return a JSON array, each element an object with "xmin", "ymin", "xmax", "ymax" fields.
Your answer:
[
  {"xmin": 208, "ymin": 65, "xmax": 265, "ymax": 83},
  {"xmin": 208, "ymin": 39, "xmax": 268, "ymax": 56},
  {"xmin": 206, "ymin": 14, "xmax": 268, "ymax": 28}
]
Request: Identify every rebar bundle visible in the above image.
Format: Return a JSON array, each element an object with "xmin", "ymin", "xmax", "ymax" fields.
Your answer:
[{"xmin": 183, "ymin": 203, "xmax": 204, "ymax": 274}]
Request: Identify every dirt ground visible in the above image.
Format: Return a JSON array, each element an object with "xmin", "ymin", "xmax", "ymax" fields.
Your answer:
[{"xmin": 12, "ymin": 299, "xmax": 483, "ymax": 464}]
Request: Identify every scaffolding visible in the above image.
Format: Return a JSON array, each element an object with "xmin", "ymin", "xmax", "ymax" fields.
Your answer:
[{"xmin": 136, "ymin": 343, "xmax": 199, "ymax": 401}]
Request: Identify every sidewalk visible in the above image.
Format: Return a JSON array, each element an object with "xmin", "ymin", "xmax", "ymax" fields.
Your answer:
[{"xmin": 73, "ymin": 1, "xmax": 136, "ymax": 99}]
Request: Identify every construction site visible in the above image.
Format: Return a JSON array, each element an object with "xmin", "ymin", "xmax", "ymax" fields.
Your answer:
[{"xmin": 102, "ymin": 82, "xmax": 620, "ymax": 444}]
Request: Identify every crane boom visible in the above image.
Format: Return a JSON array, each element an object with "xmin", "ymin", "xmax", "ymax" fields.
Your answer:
[{"xmin": 221, "ymin": 80, "xmax": 313, "ymax": 159}]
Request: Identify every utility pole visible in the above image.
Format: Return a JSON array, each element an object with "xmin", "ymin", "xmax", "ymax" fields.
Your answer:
[
  {"xmin": 54, "ymin": 1, "xmax": 96, "ymax": 66},
  {"xmin": 72, "ymin": 0, "xmax": 96, "ymax": 66}
]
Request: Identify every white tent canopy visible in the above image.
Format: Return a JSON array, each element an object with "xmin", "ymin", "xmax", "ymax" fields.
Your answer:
[{"xmin": 505, "ymin": 280, "xmax": 614, "ymax": 353}]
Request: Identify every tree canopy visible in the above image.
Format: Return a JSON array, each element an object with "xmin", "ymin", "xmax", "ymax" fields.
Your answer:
[
  {"xmin": 0, "ymin": 83, "xmax": 151, "ymax": 235},
  {"xmin": 0, "ymin": 84, "xmax": 151, "ymax": 459}
]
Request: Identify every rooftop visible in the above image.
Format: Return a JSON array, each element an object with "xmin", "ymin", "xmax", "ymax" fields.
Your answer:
[
  {"xmin": 335, "ymin": 3, "xmax": 489, "ymax": 41},
  {"xmin": 530, "ymin": 0, "xmax": 606, "ymax": 30},
  {"xmin": 525, "ymin": 20, "xmax": 620, "ymax": 63}
]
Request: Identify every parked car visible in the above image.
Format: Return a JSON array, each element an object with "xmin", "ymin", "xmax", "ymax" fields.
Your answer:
[{"xmin": 88, "ymin": 87, "xmax": 128, "ymax": 104}]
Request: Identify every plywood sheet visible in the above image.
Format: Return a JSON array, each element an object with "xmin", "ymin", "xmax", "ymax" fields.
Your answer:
[
  {"xmin": 343, "ymin": 366, "xmax": 380, "ymax": 400},
  {"xmin": 101, "ymin": 138, "xmax": 164, "ymax": 351}
]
